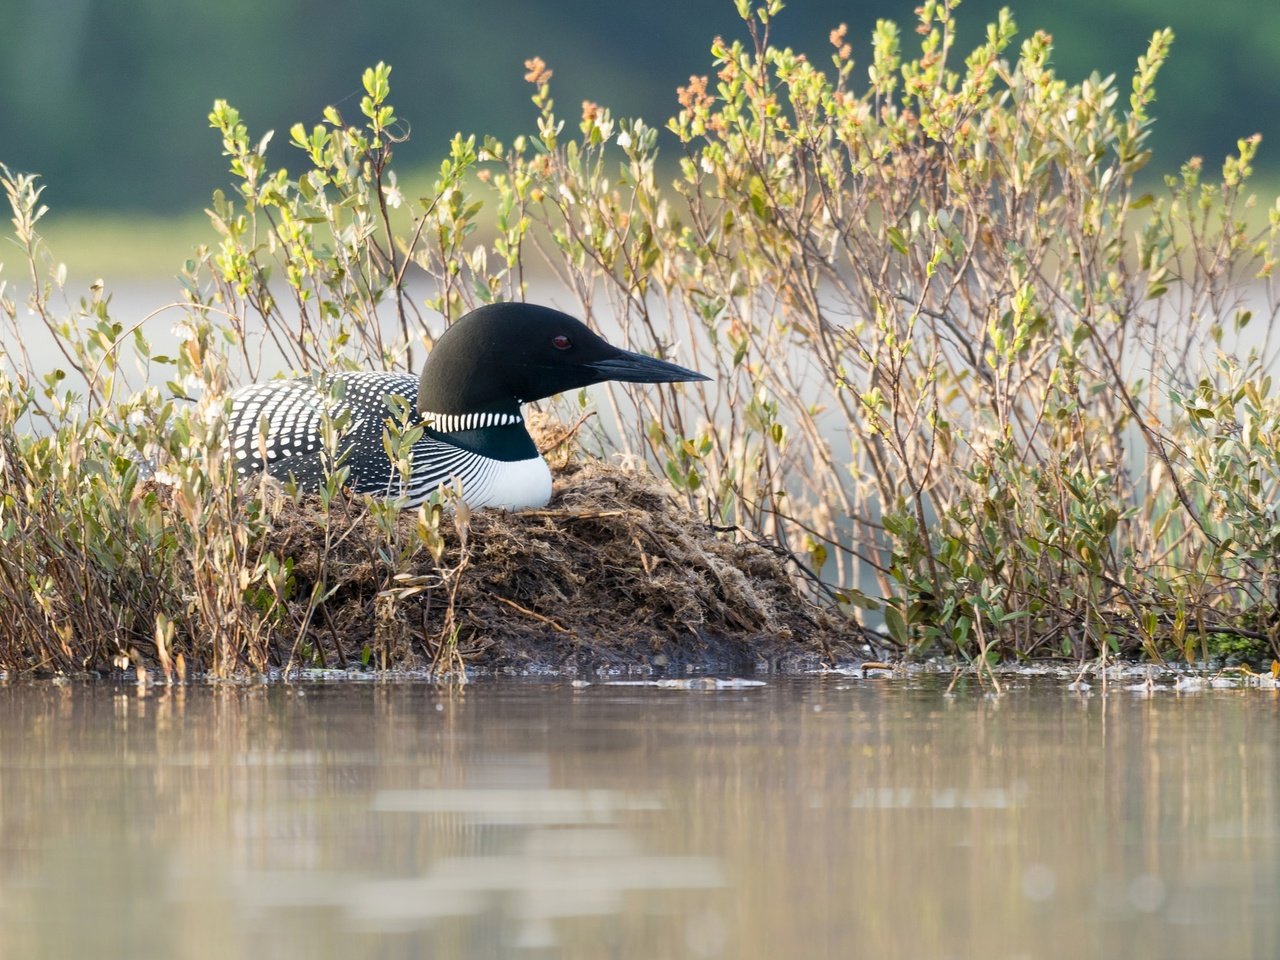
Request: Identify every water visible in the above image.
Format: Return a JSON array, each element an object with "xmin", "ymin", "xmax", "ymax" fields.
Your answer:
[{"xmin": 0, "ymin": 677, "xmax": 1276, "ymax": 959}]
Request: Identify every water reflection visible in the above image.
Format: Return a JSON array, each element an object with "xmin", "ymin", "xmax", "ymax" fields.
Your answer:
[{"xmin": 0, "ymin": 678, "xmax": 1276, "ymax": 959}]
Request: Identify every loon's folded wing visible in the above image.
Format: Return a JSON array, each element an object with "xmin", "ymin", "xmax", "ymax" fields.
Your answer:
[
  {"xmin": 226, "ymin": 372, "xmax": 419, "ymax": 491},
  {"xmin": 227, "ymin": 379, "xmax": 330, "ymax": 486}
]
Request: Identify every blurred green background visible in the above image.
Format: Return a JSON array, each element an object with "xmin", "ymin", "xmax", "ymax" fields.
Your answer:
[{"xmin": 2, "ymin": 0, "xmax": 1277, "ymax": 272}]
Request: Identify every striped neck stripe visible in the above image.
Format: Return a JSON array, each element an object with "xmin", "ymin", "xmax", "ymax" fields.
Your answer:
[{"xmin": 423, "ymin": 410, "xmax": 523, "ymax": 433}]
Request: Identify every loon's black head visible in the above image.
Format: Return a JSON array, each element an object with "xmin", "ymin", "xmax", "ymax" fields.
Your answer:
[{"xmin": 417, "ymin": 302, "xmax": 710, "ymax": 416}]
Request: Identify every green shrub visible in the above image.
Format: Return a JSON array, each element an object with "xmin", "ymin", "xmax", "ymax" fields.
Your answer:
[{"xmin": 2, "ymin": 0, "xmax": 1279, "ymax": 673}]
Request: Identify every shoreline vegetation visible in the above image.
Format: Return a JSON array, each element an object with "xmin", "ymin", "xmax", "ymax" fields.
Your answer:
[{"xmin": 2, "ymin": 0, "xmax": 1280, "ymax": 678}]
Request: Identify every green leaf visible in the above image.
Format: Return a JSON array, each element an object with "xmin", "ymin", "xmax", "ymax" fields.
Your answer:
[
  {"xmin": 884, "ymin": 606, "xmax": 909, "ymax": 646},
  {"xmin": 886, "ymin": 226, "xmax": 908, "ymax": 255},
  {"xmin": 748, "ymin": 176, "xmax": 769, "ymax": 220}
]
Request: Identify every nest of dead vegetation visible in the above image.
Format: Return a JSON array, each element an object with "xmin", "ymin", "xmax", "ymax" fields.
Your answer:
[{"xmin": 260, "ymin": 443, "xmax": 866, "ymax": 675}]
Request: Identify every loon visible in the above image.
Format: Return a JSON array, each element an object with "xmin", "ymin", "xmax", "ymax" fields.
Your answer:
[{"xmin": 226, "ymin": 302, "xmax": 709, "ymax": 509}]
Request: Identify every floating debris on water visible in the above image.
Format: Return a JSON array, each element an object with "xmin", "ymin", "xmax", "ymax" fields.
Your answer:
[{"xmin": 602, "ymin": 678, "xmax": 767, "ymax": 690}]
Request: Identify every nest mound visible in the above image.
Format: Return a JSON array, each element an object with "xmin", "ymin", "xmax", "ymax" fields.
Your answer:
[{"xmin": 265, "ymin": 454, "xmax": 865, "ymax": 675}]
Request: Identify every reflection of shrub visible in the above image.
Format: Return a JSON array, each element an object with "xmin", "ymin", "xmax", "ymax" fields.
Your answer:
[{"xmin": 2, "ymin": 0, "xmax": 1279, "ymax": 673}]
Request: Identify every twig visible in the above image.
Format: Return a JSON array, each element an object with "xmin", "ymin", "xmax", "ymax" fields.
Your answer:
[
  {"xmin": 492, "ymin": 595, "xmax": 575, "ymax": 635},
  {"xmin": 536, "ymin": 409, "xmax": 597, "ymax": 453},
  {"xmin": 520, "ymin": 509, "xmax": 631, "ymax": 521}
]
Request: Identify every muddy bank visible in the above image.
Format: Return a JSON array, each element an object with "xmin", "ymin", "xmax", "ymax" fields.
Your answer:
[{"xmin": 264, "ymin": 453, "xmax": 868, "ymax": 676}]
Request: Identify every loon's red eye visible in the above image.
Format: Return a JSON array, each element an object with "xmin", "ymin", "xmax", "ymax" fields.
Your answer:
[{"xmin": 552, "ymin": 335, "xmax": 573, "ymax": 351}]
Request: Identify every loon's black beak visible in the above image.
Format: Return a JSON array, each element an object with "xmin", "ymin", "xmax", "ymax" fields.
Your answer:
[{"xmin": 587, "ymin": 350, "xmax": 711, "ymax": 385}]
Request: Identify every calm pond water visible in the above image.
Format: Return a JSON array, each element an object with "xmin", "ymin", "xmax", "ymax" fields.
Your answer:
[{"xmin": 0, "ymin": 676, "xmax": 1276, "ymax": 959}]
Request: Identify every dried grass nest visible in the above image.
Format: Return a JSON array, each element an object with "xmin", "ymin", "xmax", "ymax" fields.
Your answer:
[{"xmin": 264, "ymin": 426, "xmax": 867, "ymax": 674}]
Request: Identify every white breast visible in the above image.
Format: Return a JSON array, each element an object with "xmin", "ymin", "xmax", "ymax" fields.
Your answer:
[
  {"xmin": 402, "ymin": 446, "xmax": 553, "ymax": 510},
  {"xmin": 464, "ymin": 455, "xmax": 554, "ymax": 510}
]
